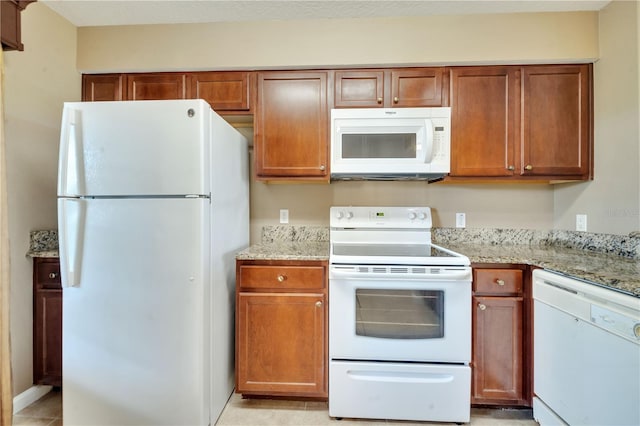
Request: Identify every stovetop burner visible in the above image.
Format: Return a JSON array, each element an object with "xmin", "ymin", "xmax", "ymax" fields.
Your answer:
[
  {"xmin": 330, "ymin": 206, "xmax": 469, "ymax": 267},
  {"xmin": 333, "ymin": 243, "xmax": 459, "ymax": 258}
]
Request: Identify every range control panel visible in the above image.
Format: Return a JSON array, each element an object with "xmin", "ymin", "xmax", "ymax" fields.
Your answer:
[{"xmin": 330, "ymin": 206, "xmax": 433, "ymax": 229}]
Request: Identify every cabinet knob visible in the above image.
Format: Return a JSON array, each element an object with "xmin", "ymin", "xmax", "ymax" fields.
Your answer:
[
  {"xmin": 49, "ymin": 272, "xmax": 58, "ymax": 279},
  {"xmin": 495, "ymin": 279, "xmax": 505, "ymax": 286},
  {"xmin": 315, "ymin": 301, "xmax": 323, "ymax": 307},
  {"xmin": 377, "ymin": 97, "xmax": 383, "ymax": 104},
  {"xmin": 393, "ymin": 96, "xmax": 399, "ymax": 103},
  {"xmin": 277, "ymin": 274, "xmax": 286, "ymax": 282},
  {"xmin": 507, "ymin": 165, "xmax": 515, "ymax": 171},
  {"xmin": 525, "ymin": 164, "xmax": 533, "ymax": 171},
  {"xmin": 478, "ymin": 303, "xmax": 487, "ymax": 311},
  {"xmin": 319, "ymin": 165, "xmax": 326, "ymax": 171}
]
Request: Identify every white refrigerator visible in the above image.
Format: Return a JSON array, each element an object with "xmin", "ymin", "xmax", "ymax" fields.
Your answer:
[{"xmin": 57, "ymin": 99, "xmax": 249, "ymax": 425}]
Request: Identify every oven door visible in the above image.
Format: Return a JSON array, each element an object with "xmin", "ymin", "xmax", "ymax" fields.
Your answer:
[{"xmin": 329, "ymin": 266, "xmax": 471, "ymax": 363}]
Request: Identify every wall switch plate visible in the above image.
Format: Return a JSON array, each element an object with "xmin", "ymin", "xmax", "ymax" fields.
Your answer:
[
  {"xmin": 279, "ymin": 209, "xmax": 289, "ymax": 224},
  {"xmin": 576, "ymin": 214, "xmax": 587, "ymax": 231},
  {"xmin": 456, "ymin": 213, "xmax": 466, "ymax": 228}
]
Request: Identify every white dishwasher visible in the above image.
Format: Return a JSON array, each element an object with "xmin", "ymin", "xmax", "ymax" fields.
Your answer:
[{"xmin": 533, "ymin": 269, "xmax": 640, "ymax": 426}]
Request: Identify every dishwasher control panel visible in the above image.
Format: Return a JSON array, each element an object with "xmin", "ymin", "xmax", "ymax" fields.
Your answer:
[
  {"xmin": 591, "ymin": 304, "xmax": 640, "ymax": 341},
  {"xmin": 534, "ymin": 269, "xmax": 640, "ymax": 344}
]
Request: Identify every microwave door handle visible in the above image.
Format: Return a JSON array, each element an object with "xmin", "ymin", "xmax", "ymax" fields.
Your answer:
[{"xmin": 421, "ymin": 119, "xmax": 434, "ymax": 163}]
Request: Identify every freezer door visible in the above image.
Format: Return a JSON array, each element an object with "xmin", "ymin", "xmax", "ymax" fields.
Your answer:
[
  {"xmin": 59, "ymin": 197, "xmax": 211, "ymax": 426},
  {"xmin": 58, "ymin": 100, "xmax": 211, "ymax": 197}
]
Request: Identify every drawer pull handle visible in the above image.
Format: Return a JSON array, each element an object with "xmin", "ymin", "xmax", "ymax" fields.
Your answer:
[
  {"xmin": 49, "ymin": 272, "xmax": 58, "ymax": 279},
  {"xmin": 315, "ymin": 301, "xmax": 322, "ymax": 307},
  {"xmin": 478, "ymin": 303, "xmax": 487, "ymax": 311},
  {"xmin": 277, "ymin": 274, "xmax": 286, "ymax": 282},
  {"xmin": 495, "ymin": 279, "xmax": 505, "ymax": 286}
]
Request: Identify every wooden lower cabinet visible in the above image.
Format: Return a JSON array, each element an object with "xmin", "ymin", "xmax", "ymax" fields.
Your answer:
[
  {"xmin": 33, "ymin": 257, "xmax": 62, "ymax": 387},
  {"xmin": 235, "ymin": 260, "xmax": 328, "ymax": 398},
  {"xmin": 471, "ymin": 266, "xmax": 530, "ymax": 406}
]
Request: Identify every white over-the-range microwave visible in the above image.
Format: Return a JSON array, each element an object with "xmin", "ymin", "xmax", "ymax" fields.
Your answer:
[{"xmin": 330, "ymin": 107, "xmax": 451, "ymax": 181}]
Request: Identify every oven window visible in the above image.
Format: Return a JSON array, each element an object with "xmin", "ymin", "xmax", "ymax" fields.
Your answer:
[
  {"xmin": 341, "ymin": 134, "xmax": 416, "ymax": 159},
  {"xmin": 355, "ymin": 289, "xmax": 444, "ymax": 339}
]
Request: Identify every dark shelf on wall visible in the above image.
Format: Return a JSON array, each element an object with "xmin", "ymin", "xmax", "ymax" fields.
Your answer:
[{"xmin": 1, "ymin": 0, "xmax": 37, "ymax": 51}]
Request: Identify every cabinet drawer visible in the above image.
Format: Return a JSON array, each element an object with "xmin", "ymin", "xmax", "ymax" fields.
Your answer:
[
  {"xmin": 474, "ymin": 269, "xmax": 522, "ymax": 295},
  {"xmin": 34, "ymin": 260, "xmax": 61, "ymax": 288},
  {"xmin": 238, "ymin": 265, "xmax": 325, "ymax": 290}
]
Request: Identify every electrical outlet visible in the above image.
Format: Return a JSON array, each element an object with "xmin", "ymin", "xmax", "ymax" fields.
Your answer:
[
  {"xmin": 279, "ymin": 209, "xmax": 289, "ymax": 224},
  {"xmin": 576, "ymin": 214, "xmax": 587, "ymax": 232},
  {"xmin": 456, "ymin": 213, "xmax": 466, "ymax": 228}
]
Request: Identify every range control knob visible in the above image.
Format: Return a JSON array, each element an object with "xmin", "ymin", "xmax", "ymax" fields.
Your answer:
[
  {"xmin": 418, "ymin": 212, "xmax": 427, "ymax": 220},
  {"xmin": 634, "ymin": 323, "xmax": 640, "ymax": 339},
  {"xmin": 335, "ymin": 211, "xmax": 344, "ymax": 219},
  {"xmin": 408, "ymin": 212, "xmax": 417, "ymax": 220},
  {"xmin": 346, "ymin": 211, "xmax": 354, "ymax": 219}
]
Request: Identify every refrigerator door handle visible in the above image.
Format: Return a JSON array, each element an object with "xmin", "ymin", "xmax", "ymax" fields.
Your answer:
[
  {"xmin": 58, "ymin": 108, "xmax": 85, "ymax": 196},
  {"xmin": 58, "ymin": 198, "xmax": 86, "ymax": 287}
]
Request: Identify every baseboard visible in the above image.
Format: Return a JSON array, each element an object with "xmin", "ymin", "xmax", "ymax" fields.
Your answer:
[{"xmin": 13, "ymin": 385, "xmax": 53, "ymax": 414}]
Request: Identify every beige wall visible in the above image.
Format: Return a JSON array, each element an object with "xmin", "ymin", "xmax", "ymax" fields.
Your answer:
[
  {"xmin": 77, "ymin": 12, "xmax": 598, "ymax": 72},
  {"xmin": 554, "ymin": 1, "xmax": 640, "ymax": 235},
  {"xmin": 4, "ymin": 3, "xmax": 80, "ymax": 396},
  {"xmin": 75, "ymin": 11, "xmax": 602, "ymax": 243}
]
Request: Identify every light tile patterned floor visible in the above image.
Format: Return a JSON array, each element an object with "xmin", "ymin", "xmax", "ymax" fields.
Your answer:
[
  {"xmin": 12, "ymin": 389, "xmax": 62, "ymax": 426},
  {"xmin": 217, "ymin": 393, "xmax": 538, "ymax": 425},
  {"xmin": 14, "ymin": 389, "xmax": 538, "ymax": 425}
]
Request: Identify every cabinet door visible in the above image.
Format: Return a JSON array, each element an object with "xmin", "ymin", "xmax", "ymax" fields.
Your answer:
[
  {"xmin": 450, "ymin": 67, "xmax": 520, "ymax": 177},
  {"xmin": 236, "ymin": 292, "xmax": 327, "ymax": 397},
  {"xmin": 472, "ymin": 296, "xmax": 524, "ymax": 403},
  {"xmin": 521, "ymin": 64, "xmax": 592, "ymax": 178},
  {"xmin": 126, "ymin": 73, "xmax": 187, "ymax": 100},
  {"xmin": 82, "ymin": 74, "xmax": 124, "ymax": 101},
  {"xmin": 189, "ymin": 71, "xmax": 252, "ymax": 112},
  {"xmin": 255, "ymin": 71, "xmax": 329, "ymax": 179},
  {"xmin": 390, "ymin": 68, "xmax": 445, "ymax": 107},
  {"xmin": 34, "ymin": 289, "xmax": 62, "ymax": 386},
  {"xmin": 334, "ymin": 70, "xmax": 384, "ymax": 108}
]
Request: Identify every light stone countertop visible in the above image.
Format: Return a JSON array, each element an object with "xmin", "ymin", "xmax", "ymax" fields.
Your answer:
[
  {"xmin": 27, "ymin": 226, "xmax": 640, "ymax": 297},
  {"xmin": 26, "ymin": 230, "xmax": 59, "ymax": 258},
  {"xmin": 235, "ymin": 241, "xmax": 330, "ymax": 261},
  {"xmin": 238, "ymin": 226, "xmax": 640, "ymax": 298}
]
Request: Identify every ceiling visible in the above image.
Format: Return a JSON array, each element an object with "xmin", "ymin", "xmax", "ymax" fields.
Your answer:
[{"xmin": 40, "ymin": 0, "xmax": 610, "ymax": 27}]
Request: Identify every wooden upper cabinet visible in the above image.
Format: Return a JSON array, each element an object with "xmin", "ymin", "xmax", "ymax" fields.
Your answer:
[
  {"xmin": 126, "ymin": 73, "xmax": 187, "ymax": 100},
  {"xmin": 390, "ymin": 68, "xmax": 446, "ymax": 107},
  {"xmin": 450, "ymin": 64, "xmax": 593, "ymax": 181},
  {"xmin": 255, "ymin": 71, "xmax": 329, "ymax": 180},
  {"xmin": 189, "ymin": 71, "xmax": 253, "ymax": 113},
  {"xmin": 334, "ymin": 67, "xmax": 446, "ymax": 108},
  {"xmin": 450, "ymin": 66, "xmax": 520, "ymax": 177},
  {"xmin": 82, "ymin": 74, "xmax": 124, "ymax": 102},
  {"xmin": 334, "ymin": 70, "xmax": 385, "ymax": 108},
  {"xmin": 521, "ymin": 64, "xmax": 592, "ymax": 179}
]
